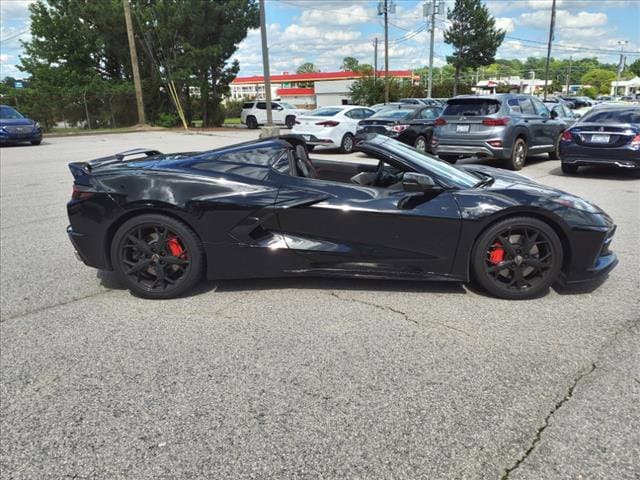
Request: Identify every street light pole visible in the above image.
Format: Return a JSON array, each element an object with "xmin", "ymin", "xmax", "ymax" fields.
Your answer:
[
  {"xmin": 259, "ymin": 0, "xmax": 273, "ymax": 126},
  {"xmin": 426, "ymin": 1, "xmax": 437, "ymax": 98},
  {"xmin": 543, "ymin": 0, "xmax": 556, "ymax": 101},
  {"xmin": 615, "ymin": 40, "xmax": 629, "ymax": 97},
  {"xmin": 384, "ymin": 0, "xmax": 389, "ymax": 103}
]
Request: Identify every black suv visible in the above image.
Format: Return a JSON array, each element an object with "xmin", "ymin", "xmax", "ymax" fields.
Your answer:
[{"xmin": 432, "ymin": 94, "xmax": 567, "ymax": 170}]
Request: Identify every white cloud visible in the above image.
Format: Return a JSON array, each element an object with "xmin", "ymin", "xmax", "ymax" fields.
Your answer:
[
  {"xmin": 299, "ymin": 5, "xmax": 376, "ymax": 26},
  {"xmin": 495, "ymin": 17, "xmax": 516, "ymax": 33},
  {"xmin": 519, "ymin": 10, "xmax": 607, "ymax": 29}
]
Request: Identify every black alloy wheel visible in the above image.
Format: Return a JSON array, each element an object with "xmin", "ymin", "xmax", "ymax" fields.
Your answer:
[
  {"xmin": 246, "ymin": 116, "xmax": 258, "ymax": 129},
  {"xmin": 285, "ymin": 116, "xmax": 296, "ymax": 129},
  {"xmin": 472, "ymin": 217, "xmax": 562, "ymax": 299},
  {"xmin": 111, "ymin": 214, "xmax": 204, "ymax": 299}
]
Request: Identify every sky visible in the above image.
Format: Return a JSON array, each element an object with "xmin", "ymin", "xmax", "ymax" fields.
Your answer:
[{"xmin": 1, "ymin": 0, "xmax": 639, "ymax": 80}]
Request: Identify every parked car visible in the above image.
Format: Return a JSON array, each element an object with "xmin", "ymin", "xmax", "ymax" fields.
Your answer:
[
  {"xmin": 0, "ymin": 105, "xmax": 42, "ymax": 146},
  {"xmin": 355, "ymin": 105, "xmax": 443, "ymax": 152},
  {"xmin": 370, "ymin": 102, "xmax": 404, "ymax": 112},
  {"xmin": 432, "ymin": 94, "xmax": 566, "ymax": 170},
  {"xmin": 291, "ymin": 105, "xmax": 375, "ymax": 153},
  {"xmin": 66, "ymin": 134, "xmax": 618, "ymax": 300},
  {"xmin": 399, "ymin": 98, "xmax": 442, "ymax": 107},
  {"xmin": 240, "ymin": 100, "xmax": 306, "ymax": 129},
  {"xmin": 568, "ymin": 96, "xmax": 594, "ymax": 108},
  {"xmin": 544, "ymin": 101, "xmax": 579, "ymax": 129},
  {"xmin": 559, "ymin": 104, "xmax": 640, "ymax": 173}
]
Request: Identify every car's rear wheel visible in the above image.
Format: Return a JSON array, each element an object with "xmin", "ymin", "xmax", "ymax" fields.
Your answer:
[
  {"xmin": 414, "ymin": 135, "xmax": 428, "ymax": 152},
  {"xmin": 111, "ymin": 214, "xmax": 204, "ymax": 299},
  {"xmin": 438, "ymin": 154, "xmax": 459, "ymax": 164},
  {"xmin": 561, "ymin": 163, "xmax": 579, "ymax": 174},
  {"xmin": 549, "ymin": 134, "xmax": 562, "ymax": 160},
  {"xmin": 246, "ymin": 116, "xmax": 258, "ymax": 129},
  {"xmin": 285, "ymin": 116, "xmax": 296, "ymax": 129},
  {"xmin": 471, "ymin": 217, "xmax": 563, "ymax": 300},
  {"xmin": 340, "ymin": 133, "xmax": 355, "ymax": 153},
  {"xmin": 506, "ymin": 138, "xmax": 527, "ymax": 170}
]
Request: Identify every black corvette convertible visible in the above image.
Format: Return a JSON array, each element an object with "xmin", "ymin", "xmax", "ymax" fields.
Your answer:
[{"xmin": 67, "ymin": 134, "xmax": 617, "ymax": 300}]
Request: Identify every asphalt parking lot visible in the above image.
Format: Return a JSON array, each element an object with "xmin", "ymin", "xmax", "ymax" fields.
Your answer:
[{"xmin": 1, "ymin": 130, "xmax": 638, "ymax": 479}]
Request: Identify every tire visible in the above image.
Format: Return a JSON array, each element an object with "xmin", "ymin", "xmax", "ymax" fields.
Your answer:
[
  {"xmin": 340, "ymin": 133, "xmax": 355, "ymax": 153},
  {"xmin": 506, "ymin": 137, "xmax": 527, "ymax": 170},
  {"xmin": 246, "ymin": 116, "xmax": 258, "ymax": 129},
  {"xmin": 561, "ymin": 163, "xmax": 579, "ymax": 174},
  {"xmin": 306, "ymin": 145, "xmax": 315, "ymax": 152},
  {"xmin": 31, "ymin": 140, "xmax": 42, "ymax": 145},
  {"xmin": 548, "ymin": 134, "xmax": 562, "ymax": 160},
  {"xmin": 285, "ymin": 116, "xmax": 296, "ymax": 129},
  {"xmin": 471, "ymin": 216, "xmax": 563, "ymax": 300},
  {"xmin": 110, "ymin": 214, "xmax": 204, "ymax": 299},
  {"xmin": 438, "ymin": 154, "xmax": 459, "ymax": 164},
  {"xmin": 414, "ymin": 135, "xmax": 428, "ymax": 152}
]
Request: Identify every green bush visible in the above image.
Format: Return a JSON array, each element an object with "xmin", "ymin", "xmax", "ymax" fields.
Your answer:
[
  {"xmin": 155, "ymin": 112, "xmax": 179, "ymax": 128},
  {"xmin": 210, "ymin": 104, "xmax": 226, "ymax": 127},
  {"xmin": 224, "ymin": 100, "xmax": 244, "ymax": 118}
]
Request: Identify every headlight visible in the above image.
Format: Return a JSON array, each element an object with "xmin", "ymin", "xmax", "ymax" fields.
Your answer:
[{"xmin": 552, "ymin": 194, "xmax": 601, "ymax": 213}]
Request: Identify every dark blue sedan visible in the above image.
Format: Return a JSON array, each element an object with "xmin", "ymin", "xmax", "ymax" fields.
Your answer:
[
  {"xmin": 559, "ymin": 104, "xmax": 640, "ymax": 173},
  {"xmin": 0, "ymin": 105, "xmax": 43, "ymax": 146}
]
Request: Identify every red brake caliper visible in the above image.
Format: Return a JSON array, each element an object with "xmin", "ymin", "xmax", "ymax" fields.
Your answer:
[
  {"xmin": 166, "ymin": 236, "xmax": 187, "ymax": 259},
  {"xmin": 489, "ymin": 242, "xmax": 505, "ymax": 265}
]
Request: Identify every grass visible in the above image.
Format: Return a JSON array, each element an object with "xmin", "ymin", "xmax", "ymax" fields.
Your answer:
[
  {"xmin": 49, "ymin": 126, "xmax": 143, "ymax": 135},
  {"xmin": 223, "ymin": 117, "xmax": 241, "ymax": 125}
]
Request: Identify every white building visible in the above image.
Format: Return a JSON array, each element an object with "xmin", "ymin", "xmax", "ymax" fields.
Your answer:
[
  {"xmin": 610, "ymin": 76, "xmax": 640, "ymax": 96},
  {"xmin": 473, "ymin": 77, "xmax": 552, "ymax": 95}
]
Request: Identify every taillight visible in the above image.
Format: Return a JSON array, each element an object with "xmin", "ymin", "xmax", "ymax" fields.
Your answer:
[
  {"xmin": 316, "ymin": 120, "xmax": 339, "ymax": 127},
  {"xmin": 434, "ymin": 118, "xmax": 447, "ymax": 126},
  {"xmin": 561, "ymin": 130, "xmax": 573, "ymax": 142},
  {"xmin": 388, "ymin": 124, "xmax": 409, "ymax": 133},
  {"xmin": 482, "ymin": 117, "xmax": 510, "ymax": 126},
  {"xmin": 72, "ymin": 184, "xmax": 95, "ymax": 200},
  {"xmin": 487, "ymin": 140, "xmax": 503, "ymax": 147},
  {"xmin": 630, "ymin": 134, "xmax": 640, "ymax": 149}
]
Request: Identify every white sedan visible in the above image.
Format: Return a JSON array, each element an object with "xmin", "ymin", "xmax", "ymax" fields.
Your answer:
[{"xmin": 292, "ymin": 105, "xmax": 375, "ymax": 153}]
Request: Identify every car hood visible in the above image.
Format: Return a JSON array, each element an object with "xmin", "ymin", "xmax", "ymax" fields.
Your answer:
[{"xmin": 0, "ymin": 117, "xmax": 36, "ymax": 126}]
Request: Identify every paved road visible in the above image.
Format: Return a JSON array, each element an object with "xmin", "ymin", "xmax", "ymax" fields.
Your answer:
[{"xmin": 1, "ymin": 131, "xmax": 638, "ymax": 479}]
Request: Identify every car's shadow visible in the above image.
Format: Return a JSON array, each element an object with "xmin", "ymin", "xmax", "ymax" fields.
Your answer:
[
  {"xmin": 548, "ymin": 165, "xmax": 640, "ymax": 180},
  {"xmin": 97, "ymin": 269, "xmax": 609, "ymax": 299}
]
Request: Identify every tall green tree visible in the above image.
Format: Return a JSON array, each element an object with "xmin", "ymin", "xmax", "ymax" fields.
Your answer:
[
  {"xmin": 580, "ymin": 68, "xmax": 616, "ymax": 94},
  {"xmin": 341, "ymin": 57, "xmax": 359, "ymax": 72},
  {"xmin": 296, "ymin": 62, "xmax": 319, "ymax": 74},
  {"xmin": 444, "ymin": 0, "xmax": 505, "ymax": 95}
]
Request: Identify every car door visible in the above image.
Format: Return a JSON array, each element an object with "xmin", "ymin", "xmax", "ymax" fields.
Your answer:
[
  {"xmin": 272, "ymin": 153, "xmax": 462, "ymax": 277},
  {"xmin": 255, "ymin": 102, "xmax": 267, "ymax": 124},
  {"xmin": 410, "ymin": 107, "xmax": 440, "ymax": 138},
  {"xmin": 517, "ymin": 97, "xmax": 546, "ymax": 148},
  {"xmin": 271, "ymin": 102, "xmax": 286, "ymax": 124},
  {"xmin": 531, "ymin": 97, "xmax": 559, "ymax": 148},
  {"xmin": 343, "ymin": 108, "xmax": 367, "ymax": 134}
]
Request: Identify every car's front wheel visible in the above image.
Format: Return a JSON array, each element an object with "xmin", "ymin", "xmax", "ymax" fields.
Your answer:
[
  {"xmin": 31, "ymin": 139, "xmax": 42, "ymax": 145},
  {"xmin": 414, "ymin": 135, "xmax": 428, "ymax": 152},
  {"xmin": 111, "ymin": 214, "xmax": 204, "ymax": 299},
  {"xmin": 285, "ymin": 116, "xmax": 296, "ymax": 129},
  {"xmin": 471, "ymin": 217, "xmax": 563, "ymax": 300},
  {"xmin": 340, "ymin": 133, "xmax": 355, "ymax": 153}
]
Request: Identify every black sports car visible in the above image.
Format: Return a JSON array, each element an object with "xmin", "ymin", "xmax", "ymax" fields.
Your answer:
[
  {"xmin": 67, "ymin": 135, "xmax": 617, "ymax": 300},
  {"xmin": 356, "ymin": 106, "xmax": 442, "ymax": 152},
  {"xmin": 559, "ymin": 104, "xmax": 640, "ymax": 173}
]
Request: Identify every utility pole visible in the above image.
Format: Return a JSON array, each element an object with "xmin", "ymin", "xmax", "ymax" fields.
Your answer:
[
  {"xmin": 543, "ymin": 0, "xmax": 556, "ymax": 101},
  {"xmin": 373, "ymin": 37, "xmax": 378, "ymax": 78},
  {"xmin": 615, "ymin": 40, "xmax": 629, "ymax": 97},
  {"xmin": 565, "ymin": 55, "xmax": 572, "ymax": 95},
  {"xmin": 383, "ymin": 0, "xmax": 389, "ymax": 103},
  {"xmin": 423, "ymin": 1, "xmax": 441, "ymax": 98},
  {"xmin": 259, "ymin": 0, "xmax": 273, "ymax": 127},
  {"xmin": 122, "ymin": 0, "xmax": 146, "ymax": 125}
]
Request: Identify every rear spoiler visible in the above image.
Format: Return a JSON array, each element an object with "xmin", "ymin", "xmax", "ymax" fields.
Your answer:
[{"xmin": 68, "ymin": 148, "xmax": 162, "ymax": 179}]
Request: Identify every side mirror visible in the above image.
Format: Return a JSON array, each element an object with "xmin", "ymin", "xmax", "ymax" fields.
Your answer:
[
  {"xmin": 550, "ymin": 109, "xmax": 558, "ymax": 119},
  {"xmin": 402, "ymin": 172, "xmax": 440, "ymax": 192}
]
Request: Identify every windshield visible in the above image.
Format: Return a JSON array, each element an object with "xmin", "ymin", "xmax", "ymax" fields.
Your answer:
[
  {"xmin": 376, "ymin": 137, "xmax": 479, "ymax": 189},
  {"xmin": 0, "ymin": 106, "xmax": 23, "ymax": 119},
  {"xmin": 580, "ymin": 108, "xmax": 640, "ymax": 124},
  {"xmin": 281, "ymin": 102, "xmax": 296, "ymax": 109},
  {"xmin": 371, "ymin": 109, "xmax": 413, "ymax": 119},
  {"xmin": 309, "ymin": 107, "xmax": 344, "ymax": 117}
]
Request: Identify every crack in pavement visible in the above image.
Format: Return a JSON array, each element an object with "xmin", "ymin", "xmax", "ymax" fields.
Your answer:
[
  {"xmin": 327, "ymin": 291, "xmax": 470, "ymax": 336},
  {"xmin": 500, "ymin": 363, "xmax": 597, "ymax": 479}
]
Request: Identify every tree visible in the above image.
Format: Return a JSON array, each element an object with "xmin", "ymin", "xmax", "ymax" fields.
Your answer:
[
  {"xmin": 19, "ymin": 0, "xmax": 258, "ymax": 127},
  {"xmin": 341, "ymin": 57, "xmax": 359, "ymax": 72},
  {"xmin": 444, "ymin": 0, "xmax": 505, "ymax": 95},
  {"xmin": 580, "ymin": 68, "xmax": 616, "ymax": 94},
  {"xmin": 296, "ymin": 62, "xmax": 319, "ymax": 74},
  {"xmin": 629, "ymin": 59, "xmax": 640, "ymax": 77}
]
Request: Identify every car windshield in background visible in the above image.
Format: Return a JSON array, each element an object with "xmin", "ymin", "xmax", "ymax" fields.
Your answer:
[
  {"xmin": 281, "ymin": 102, "xmax": 296, "ymax": 109},
  {"xmin": 0, "ymin": 106, "xmax": 23, "ymax": 119},
  {"xmin": 372, "ymin": 109, "xmax": 414, "ymax": 119},
  {"xmin": 309, "ymin": 107, "xmax": 344, "ymax": 117},
  {"xmin": 443, "ymin": 100, "xmax": 500, "ymax": 116},
  {"xmin": 580, "ymin": 108, "xmax": 640, "ymax": 124},
  {"xmin": 379, "ymin": 138, "xmax": 479, "ymax": 189}
]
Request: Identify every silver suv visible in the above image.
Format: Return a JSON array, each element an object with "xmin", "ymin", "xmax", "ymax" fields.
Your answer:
[{"xmin": 432, "ymin": 94, "xmax": 566, "ymax": 170}]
